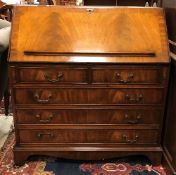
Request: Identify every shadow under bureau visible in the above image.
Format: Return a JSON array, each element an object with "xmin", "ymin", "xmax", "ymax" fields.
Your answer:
[{"xmin": 9, "ymin": 6, "xmax": 170, "ymax": 166}]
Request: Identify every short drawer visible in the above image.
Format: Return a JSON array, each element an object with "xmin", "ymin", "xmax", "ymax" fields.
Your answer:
[
  {"xmin": 16, "ymin": 108, "xmax": 162, "ymax": 125},
  {"xmin": 18, "ymin": 129, "xmax": 159, "ymax": 144},
  {"xmin": 92, "ymin": 66, "xmax": 166, "ymax": 85},
  {"xmin": 14, "ymin": 88, "xmax": 164, "ymax": 105},
  {"xmin": 12, "ymin": 66, "xmax": 88, "ymax": 84}
]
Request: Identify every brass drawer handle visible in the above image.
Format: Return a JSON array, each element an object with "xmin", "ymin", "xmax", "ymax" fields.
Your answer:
[
  {"xmin": 35, "ymin": 114, "xmax": 54, "ymax": 123},
  {"xmin": 124, "ymin": 114, "xmax": 142, "ymax": 124},
  {"xmin": 122, "ymin": 134, "xmax": 139, "ymax": 143},
  {"xmin": 37, "ymin": 132, "xmax": 54, "ymax": 138},
  {"xmin": 34, "ymin": 92, "xmax": 52, "ymax": 104},
  {"xmin": 116, "ymin": 72, "xmax": 134, "ymax": 83},
  {"xmin": 125, "ymin": 94, "xmax": 143, "ymax": 104},
  {"xmin": 44, "ymin": 71, "xmax": 64, "ymax": 83}
]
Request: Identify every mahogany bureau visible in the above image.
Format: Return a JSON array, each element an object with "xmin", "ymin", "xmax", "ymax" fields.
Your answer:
[{"xmin": 9, "ymin": 6, "xmax": 170, "ymax": 165}]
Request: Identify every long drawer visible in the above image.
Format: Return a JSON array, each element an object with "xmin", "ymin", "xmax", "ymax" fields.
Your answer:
[
  {"xmin": 11, "ymin": 66, "xmax": 168, "ymax": 85},
  {"xmin": 16, "ymin": 108, "xmax": 162, "ymax": 125},
  {"xmin": 14, "ymin": 88, "xmax": 164, "ymax": 105},
  {"xmin": 18, "ymin": 129, "xmax": 159, "ymax": 144}
]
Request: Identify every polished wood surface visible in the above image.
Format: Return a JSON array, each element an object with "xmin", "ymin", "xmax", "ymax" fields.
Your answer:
[
  {"xmin": 9, "ymin": 6, "xmax": 170, "ymax": 166},
  {"xmin": 16, "ymin": 107, "xmax": 162, "ymax": 125},
  {"xmin": 14, "ymin": 87, "xmax": 164, "ymax": 105},
  {"xmin": 18, "ymin": 129, "xmax": 159, "ymax": 144},
  {"xmin": 9, "ymin": 6, "xmax": 169, "ymax": 63},
  {"xmin": 10, "ymin": 65, "xmax": 168, "ymax": 85}
]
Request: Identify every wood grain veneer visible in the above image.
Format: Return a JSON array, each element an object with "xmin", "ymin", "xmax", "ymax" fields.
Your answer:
[{"xmin": 9, "ymin": 6, "xmax": 170, "ymax": 166}]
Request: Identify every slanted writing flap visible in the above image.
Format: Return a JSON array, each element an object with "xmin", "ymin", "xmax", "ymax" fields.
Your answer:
[{"xmin": 9, "ymin": 6, "xmax": 169, "ymax": 63}]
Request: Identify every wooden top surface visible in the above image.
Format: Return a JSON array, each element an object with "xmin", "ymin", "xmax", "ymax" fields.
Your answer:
[{"xmin": 9, "ymin": 6, "xmax": 170, "ymax": 63}]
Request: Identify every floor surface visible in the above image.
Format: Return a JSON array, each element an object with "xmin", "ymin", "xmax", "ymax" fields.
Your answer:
[{"xmin": 0, "ymin": 114, "xmax": 13, "ymax": 149}]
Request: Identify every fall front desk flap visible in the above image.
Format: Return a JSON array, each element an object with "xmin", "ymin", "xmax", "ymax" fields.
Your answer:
[{"xmin": 9, "ymin": 6, "xmax": 170, "ymax": 63}]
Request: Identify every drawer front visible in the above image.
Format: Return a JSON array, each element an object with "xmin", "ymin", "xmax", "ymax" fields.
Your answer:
[
  {"xmin": 11, "ymin": 66, "xmax": 168, "ymax": 85},
  {"xmin": 16, "ymin": 108, "xmax": 162, "ymax": 125},
  {"xmin": 18, "ymin": 129, "xmax": 159, "ymax": 144},
  {"xmin": 14, "ymin": 66, "xmax": 88, "ymax": 84},
  {"xmin": 92, "ymin": 67, "xmax": 164, "ymax": 84},
  {"xmin": 14, "ymin": 88, "xmax": 164, "ymax": 105}
]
